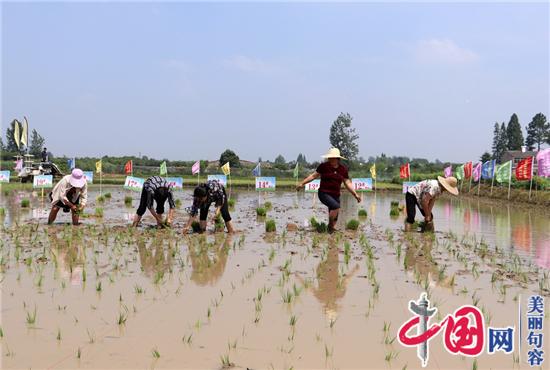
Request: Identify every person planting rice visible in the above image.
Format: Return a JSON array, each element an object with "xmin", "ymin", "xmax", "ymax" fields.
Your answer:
[
  {"xmin": 404, "ymin": 176, "xmax": 459, "ymax": 232},
  {"xmin": 132, "ymin": 176, "xmax": 175, "ymax": 228},
  {"xmin": 48, "ymin": 168, "xmax": 88, "ymax": 225},
  {"xmin": 296, "ymin": 148, "xmax": 361, "ymax": 233},
  {"xmin": 182, "ymin": 179, "xmax": 235, "ymax": 234}
]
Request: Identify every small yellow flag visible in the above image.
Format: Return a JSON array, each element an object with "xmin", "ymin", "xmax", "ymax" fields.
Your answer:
[
  {"xmin": 96, "ymin": 160, "xmax": 102, "ymax": 174},
  {"xmin": 221, "ymin": 162, "xmax": 230, "ymax": 175},
  {"xmin": 370, "ymin": 163, "xmax": 376, "ymax": 179}
]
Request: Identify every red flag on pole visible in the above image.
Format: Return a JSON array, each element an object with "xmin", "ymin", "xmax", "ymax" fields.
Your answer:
[
  {"xmin": 399, "ymin": 163, "xmax": 410, "ymax": 179},
  {"xmin": 515, "ymin": 157, "xmax": 533, "ymax": 181},
  {"xmin": 124, "ymin": 160, "xmax": 133, "ymax": 175},
  {"xmin": 464, "ymin": 161, "xmax": 472, "ymax": 179}
]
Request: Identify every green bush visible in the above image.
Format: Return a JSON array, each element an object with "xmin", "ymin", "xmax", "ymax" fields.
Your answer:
[
  {"xmin": 95, "ymin": 207, "xmax": 104, "ymax": 217},
  {"xmin": 124, "ymin": 196, "xmax": 132, "ymax": 206},
  {"xmin": 21, "ymin": 199, "xmax": 30, "ymax": 208},
  {"xmin": 264, "ymin": 201, "xmax": 272, "ymax": 210},
  {"xmin": 346, "ymin": 219, "xmax": 360, "ymax": 231},
  {"xmin": 265, "ymin": 219, "xmax": 276, "ymax": 232},
  {"xmin": 256, "ymin": 207, "xmax": 267, "ymax": 217},
  {"xmin": 104, "ymin": 192, "xmax": 112, "ymax": 199},
  {"xmin": 358, "ymin": 209, "xmax": 368, "ymax": 217},
  {"xmin": 315, "ymin": 222, "xmax": 328, "ymax": 233}
]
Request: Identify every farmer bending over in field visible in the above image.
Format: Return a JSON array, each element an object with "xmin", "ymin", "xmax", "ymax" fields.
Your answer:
[
  {"xmin": 405, "ymin": 176, "xmax": 458, "ymax": 232},
  {"xmin": 182, "ymin": 179, "xmax": 235, "ymax": 234},
  {"xmin": 48, "ymin": 168, "xmax": 88, "ymax": 225},
  {"xmin": 132, "ymin": 176, "xmax": 175, "ymax": 228},
  {"xmin": 296, "ymin": 148, "xmax": 361, "ymax": 233}
]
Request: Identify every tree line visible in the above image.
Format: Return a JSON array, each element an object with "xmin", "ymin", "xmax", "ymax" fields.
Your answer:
[{"xmin": 488, "ymin": 113, "xmax": 549, "ymax": 163}]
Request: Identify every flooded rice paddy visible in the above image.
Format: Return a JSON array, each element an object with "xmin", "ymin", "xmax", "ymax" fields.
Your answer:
[{"xmin": 1, "ymin": 186, "xmax": 549, "ymax": 369}]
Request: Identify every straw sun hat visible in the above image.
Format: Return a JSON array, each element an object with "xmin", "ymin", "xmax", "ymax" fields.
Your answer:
[
  {"xmin": 437, "ymin": 176, "xmax": 459, "ymax": 196},
  {"xmin": 321, "ymin": 148, "xmax": 346, "ymax": 160}
]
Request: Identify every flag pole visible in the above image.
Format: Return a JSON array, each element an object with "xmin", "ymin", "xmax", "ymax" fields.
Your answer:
[
  {"xmin": 507, "ymin": 161, "xmax": 511, "ymax": 200},
  {"xmin": 477, "ymin": 169, "xmax": 481, "ymax": 196},
  {"xmin": 468, "ymin": 169, "xmax": 472, "ymax": 193},
  {"xmin": 490, "ymin": 161, "xmax": 495, "ymax": 196},
  {"xmin": 528, "ymin": 156, "xmax": 534, "ymax": 200}
]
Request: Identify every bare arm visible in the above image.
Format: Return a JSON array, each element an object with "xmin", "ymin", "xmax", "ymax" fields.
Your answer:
[
  {"xmin": 343, "ymin": 179, "xmax": 361, "ymax": 202},
  {"xmin": 182, "ymin": 215, "xmax": 197, "ymax": 234},
  {"xmin": 296, "ymin": 172, "xmax": 320, "ymax": 190},
  {"xmin": 420, "ymin": 195, "xmax": 435, "ymax": 221}
]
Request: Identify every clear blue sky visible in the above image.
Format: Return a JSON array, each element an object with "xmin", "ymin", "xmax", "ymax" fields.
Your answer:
[{"xmin": 2, "ymin": 2, "xmax": 548, "ymax": 163}]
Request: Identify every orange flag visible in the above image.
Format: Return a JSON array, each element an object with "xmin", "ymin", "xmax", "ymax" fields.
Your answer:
[{"xmin": 124, "ymin": 160, "xmax": 133, "ymax": 175}]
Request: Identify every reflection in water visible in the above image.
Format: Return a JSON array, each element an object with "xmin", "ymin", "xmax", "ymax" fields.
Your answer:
[
  {"xmin": 188, "ymin": 234, "xmax": 231, "ymax": 286},
  {"xmin": 137, "ymin": 234, "xmax": 174, "ymax": 279},
  {"xmin": 304, "ymin": 238, "xmax": 359, "ymax": 322},
  {"xmin": 48, "ymin": 230, "xmax": 85, "ymax": 286},
  {"xmin": 403, "ymin": 235, "xmax": 439, "ymax": 283}
]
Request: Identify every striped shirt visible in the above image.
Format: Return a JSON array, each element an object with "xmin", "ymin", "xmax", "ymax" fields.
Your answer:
[{"xmin": 143, "ymin": 176, "xmax": 175, "ymax": 210}]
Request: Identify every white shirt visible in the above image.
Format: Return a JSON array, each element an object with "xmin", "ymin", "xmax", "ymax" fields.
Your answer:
[{"xmin": 407, "ymin": 180, "xmax": 441, "ymax": 207}]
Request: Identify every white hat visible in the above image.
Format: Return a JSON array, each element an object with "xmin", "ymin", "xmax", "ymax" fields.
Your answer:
[
  {"xmin": 69, "ymin": 168, "xmax": 86, "ymax": 188},
  {"xmin": 437, "ymin": 176, "xmax": 459, "ymax": 196},
  {"xmin": 321, "ymin": 148, "xmax": 346, "ymax": 160}
]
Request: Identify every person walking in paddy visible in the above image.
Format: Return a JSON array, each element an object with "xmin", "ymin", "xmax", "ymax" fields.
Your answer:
[
  {"xmin": 404, "ymin": 176, "xmax": 459, "ymax": 232},
  {"xmin": 296, "ymin": 148, "xmax": 361, "ymax": 233}
]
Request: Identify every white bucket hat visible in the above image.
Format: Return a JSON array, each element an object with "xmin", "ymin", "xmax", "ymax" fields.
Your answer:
[
  {"xmin": 69, "ymin": 168, "xmax": 86, "ymax": 188},
  {"xmin": 321, "ymin": 148, "xmax": 346, "ymax": 160}
]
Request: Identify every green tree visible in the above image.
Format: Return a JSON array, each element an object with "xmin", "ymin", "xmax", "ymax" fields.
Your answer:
[
  {"xmin": 28, "ymin": 129, "xmax": 46, "ymax": 157},
  {"xmin": 219, "ymin": 149, "xmax": 240, "ymax": 168},
  {"xmin": 273, "ymin": 154, "xmax": 287, "ymax": 170},
  {"xmin": 329, "ymin": 112, "xmax": 359, "ymax": 160},
  {"xmin": 491, "ymin": 122, "xmax": 506, "ymax": 163},
  {"xmin": 5, "ymin": 119, "xmax": 21, "ymax": 152},
  {"xmin": 525, "ymin": 113, "xmax": 549, "ymax": 151},
  {"xmin": 506, "ymin": 113, "xmax": 524, "ymax": 150},
  {"xmin": 480, "ymin": 151, "xmax": 492, "ymax": 162}
]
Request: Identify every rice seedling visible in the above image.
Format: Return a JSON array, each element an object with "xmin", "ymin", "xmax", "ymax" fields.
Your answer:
[
  {"xmin": 87, "ymin": 328, "xmax": 95, "ymax": 343},
  {"xmin": 124, "ymin": 196, "xmax": 132, "ymax": 206},
  {"xmin": 358, "ymin": 208, "xmax": 368, "ymax": 217},
  {"xmin": 390, "ymin": 201, "xmax": 399, "ymax": 207},
  {"xmin": 214, "ymin": 215, "xmax": 224, "ymax": 231},
  {"xmin": 26, "ymin": 306, "xmax": 37, "ymax": 325},
  {"xmin": 95, "ymin": 207, "xmax": 104, "ymax": 217},
  {"xmin": 151, "ymin": 348, "xmax": 160, "ymax": 359},
  {"xmin": 309, "ymin": 216, "xmax": 319, "ymax": 228},
  {"xmin": 20, "ymin": 198, "xmax": 30, "ymax": 208},
  {"xmin": 175, "ymin": 198, "xmax": 182, "ymax": 208},
  {"xmin": 220, "ymin": 353, "xmax": 234, "ymax": 368},
  {"xmin": 95, "ymin": 281, "xmax": 102, "ymax": 292},
  {"xmin": 96, "ymin": 195, "xmax": 105, "ymax": 203},
  {"xmin": 324, "ymin": 344, "xmax": 333, "ymax": 359},
  {"xmin": 117, "ymin": 311, "xmax": 127, "ymax": 325},
  {"xmin": 264, "ymin": 201, "xmax": 272, "ymax": 210},
  {"xmin": 289, "ymin": 315, "xmax": 298, "ymax": 327},
  {"xmin": 104, "ymin": 192, "xmax": 112, "ymax": 199},
  {"xmin": 389, "ymin": 207, "xmax": 400, "ymax": 217},
  {"xmin": 228, "ymin": 198, "xmax": 235, "ymax": 208},
  {"xmin": 265, "ymin": 219, "xmax": 276, "ymax": 233},
  {"xmin": 134, "ymin": 284, "xmax": 144, "ymax": 294},
  {"xmin": 256, "ymin": 207, "xmax": 267, "ymax": 216},
  {"xmin": 0, "ymin": 207, "xmax": 5, "ymax": 216},
  {"xmin": 315, "ymin": 221, "xmax": 328, "ymax": 233},
  {"xmin": 329, "ymin": 317, "xmax": 337, "ymax": 329},
  {"xmin": 77, "ymin": 347, "xmax": 81, "ymax": 359},
  {"xmin": 472, "ymin": 358, "xmax": 478, "ymax": 370},
  {"xmin": 56, "ymin": 328, "xmax": 62, "ymax": 341},
  {"xmin": 282, "ymin": 290, "xmax": 293, "ymax": 304},
  {"xmin": 346, "ymin": 219, "xmax": 359, "ymax": 231},
  {"xmin": 182, "ymin": 333, "xmax": 193, "ymax": 344},
  {"xmin": 385, "ymin": 350, "xmax": 398, "ymax": 362}
]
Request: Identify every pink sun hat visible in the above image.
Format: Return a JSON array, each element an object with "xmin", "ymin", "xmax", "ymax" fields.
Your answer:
[{"xmin": 69, "ymin": 168, "xmax": 86, "ymax": 188}]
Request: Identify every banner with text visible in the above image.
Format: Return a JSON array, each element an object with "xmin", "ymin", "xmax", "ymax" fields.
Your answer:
[
  {"xmin": 83, "ymin": 171, "xmax": 94, "ymax": 184},
  {"xmin": 165, "ymin": 177, "xmax": 183, "ymax": 189},
  {"xmin": 0, "ymin": 170, "xmax": 10, "ymax": 183},
  {"xmin": 207, "ymin": 175, "xmax": 227, "ymax": 187},
  {"xmin": 33, "ymin": 175, "xmax": 53, "ymax": 189},
  {"xmin": 124, "ymin": 176, "xmax": 145, "ymax": 192},
  {"xmin": 352, "ymin": 178, "xmax": 373, "ymax": 192},
  {"xmin": 255, "ymin": 177, "xmax": 276, "ymax": 191},
  {"xmin": 305, "ymin": 179, "xmax": 321, "ymax": 193}
]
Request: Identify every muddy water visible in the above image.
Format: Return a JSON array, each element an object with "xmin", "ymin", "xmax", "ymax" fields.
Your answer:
[{"xmin": 0, "ymin": 187, "xmax": 548, "ymax": 369}]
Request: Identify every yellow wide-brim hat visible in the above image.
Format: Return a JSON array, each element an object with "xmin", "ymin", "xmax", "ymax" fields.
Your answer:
[
  {"xmin": 437, "ymin": 176, "xmax": 459, "ymax": 196},
  {"xmin": 321, "ymin": 147, "xmax": 346, "ymax": 160}
]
